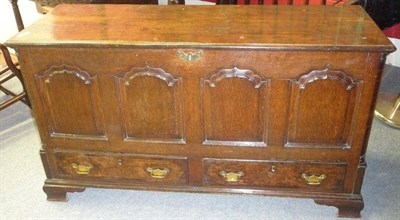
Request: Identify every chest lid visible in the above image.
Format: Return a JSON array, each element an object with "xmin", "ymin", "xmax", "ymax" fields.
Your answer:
[{"xmin": 5, "ymin": 4, "xmax": 395, "ymax": 52}]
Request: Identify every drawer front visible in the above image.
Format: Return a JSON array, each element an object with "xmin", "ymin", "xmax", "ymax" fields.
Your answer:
[
  {"xmin": 203, "ymin": 159, "xmax": 346, "ymax": 191},
  {"xmin": 55, "ymin": 152, "xmax": 188, "ymax": 184}
]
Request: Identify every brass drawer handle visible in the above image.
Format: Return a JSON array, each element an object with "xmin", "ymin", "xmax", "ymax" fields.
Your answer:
[
  {"xmin": 177, "ymin": 49, "xmax": 203, "ymax": 63},
  {"xmin": 71, "ymin": 163, "xmax": 93, "ymax": 175},
  {"xmin": 220, "ymin": 171, "xmax": 244, "ymax": 182},
  {"xmin": 146, "ymin": 167, "xmax": 170, "ymax": 179},
  {"xmin": 301, "ymin": 173, "xmax": 327, "ymax": 185}
]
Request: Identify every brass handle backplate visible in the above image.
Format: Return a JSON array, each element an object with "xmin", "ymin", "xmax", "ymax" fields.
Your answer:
[
  {"xmin": 301, "ymin": 173, "xmax": 327, "ymax": 185},
  {"xmin": 220, "ymin": 171, "xmax": 244, "ymax": 182},
  {"xmin": 177, "ymin": 49, "xmax": 204, "ymax": 63},
  {"xmin": 146, "ymin": 167, "xmax": 170, "ymax": 179},
  {"xmin": 71, "ymin": 163, "xmax": 93, "ymax": 175}
]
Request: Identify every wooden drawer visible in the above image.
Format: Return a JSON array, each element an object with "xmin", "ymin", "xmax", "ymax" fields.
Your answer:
[
  {"xmin": 203, "ymin": 159, "xmax": 346, "ymax": 191},
  {"xmin": 55, "ymin": 152, "xmax": 188, "ymax": 184}
]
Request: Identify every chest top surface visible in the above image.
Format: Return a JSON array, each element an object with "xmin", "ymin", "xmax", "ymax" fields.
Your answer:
[{"xmin": 6, "ymin": 4, "xmax": 395, "ymax": 51}]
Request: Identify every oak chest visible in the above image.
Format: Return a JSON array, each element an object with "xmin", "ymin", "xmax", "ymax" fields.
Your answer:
[{"xmin": 6, "ymin": 4, "xmax": 395, "ymax": 218}]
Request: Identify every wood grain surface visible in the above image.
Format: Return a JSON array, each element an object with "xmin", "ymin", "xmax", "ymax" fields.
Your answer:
[{"xmin": 6, "ymin": 5, "xmax": 395, "ymax": 51}]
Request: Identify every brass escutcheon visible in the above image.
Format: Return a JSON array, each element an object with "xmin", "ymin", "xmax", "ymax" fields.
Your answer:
[
  {"xmin": 71, "ymin": 163, "xmax": 93, "ymax": 175},
  {"xmin": 301, "ymin": 173, "xmax": 327, "ymax": 185},
  {"xmin": 146, "ymin": 167, "xmax": 170, "ymax": 179},
  {"xmin": 220, "ymin": 171, "xmax": 244, "ymax": 182},
  {"xmin": 177, "ymin": 49, "xmax": 204, "ymax": 63}
]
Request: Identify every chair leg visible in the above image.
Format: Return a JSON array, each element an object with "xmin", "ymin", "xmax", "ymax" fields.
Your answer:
[
  {"xmin": 0, "ymin": 44, "xmax": 31, "ymax": 110},
  {"xmin": 10, "ymin": 0, "xmax": 25, "ymax": 31},
  {"xmin": 0, "ymin": 92, "xmax": 27, "ymax": 110}
]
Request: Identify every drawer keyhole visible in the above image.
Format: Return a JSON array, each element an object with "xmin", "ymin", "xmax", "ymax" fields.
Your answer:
[{"xmin": 117, "ymin": 159, "xmax": 123, "ymax": 166}]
